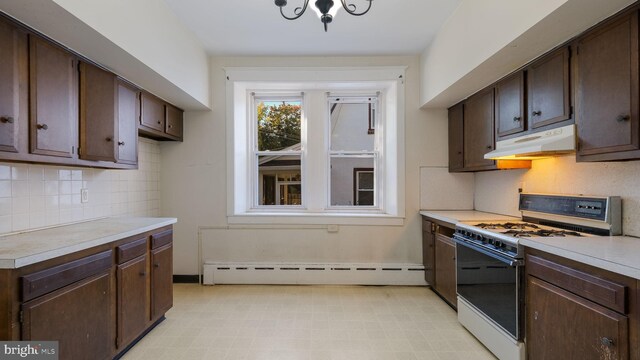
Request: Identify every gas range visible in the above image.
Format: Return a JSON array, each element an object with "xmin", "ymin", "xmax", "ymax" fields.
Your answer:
[{"xmin": 454, "ymin": 193, "xmax": 621, "ymax": 260}]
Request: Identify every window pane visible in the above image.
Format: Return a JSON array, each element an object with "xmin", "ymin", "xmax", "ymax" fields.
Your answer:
[
  {"xmin": 258, "ymin": 154, "xmax": 302, "ymax": 206},
  {"xmin": 330, "ymin": 102, "xmax": 375, "ymax": 152},
  {"xmin": 257, "ymin": 100, "xmax": 301, "ymax": 151},
  {"xmin": 330, "ymin": 157, "xmax": 374, "ymax": 206}
]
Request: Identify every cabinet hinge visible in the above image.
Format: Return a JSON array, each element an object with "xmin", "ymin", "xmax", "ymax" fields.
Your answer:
[{"xmin": 19, "ymin": 310, "xmax": 23, "ymax": 324}]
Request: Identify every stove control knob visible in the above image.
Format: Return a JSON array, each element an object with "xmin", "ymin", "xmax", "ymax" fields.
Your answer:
[
  {"xmin": 475, "ymin": 234, "xmax": 483, "ymax": 241},
  {"xmin": 495, "ymin": 240, "xmax": 502, "ymax": 248}
]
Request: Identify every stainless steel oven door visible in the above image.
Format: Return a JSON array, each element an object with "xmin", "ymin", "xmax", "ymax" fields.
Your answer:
[{"xmin": 454, "ymin": 236, "xmax": 524, "ymax": 340}]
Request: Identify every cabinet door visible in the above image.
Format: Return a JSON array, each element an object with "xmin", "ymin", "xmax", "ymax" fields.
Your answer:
[
  {"xmin": 117, "ymin": 255, "xmax": 148, "ymax": 348},
  {"xmin": 22, "ymin": 271, "xmax": 112, "ymax": 360},
  {"xmin": 576, "ymin": 12, "xmax": 639, "ymax": 159},
  {"xmin": 463, "ymin": 88, "xmax": 495, "ymax": 170},
  {"xmin": 422, "ymin": 219, "xmax": 435, "ymax": 286},
  {"xmin": 527, "ymin": 276, "xmax": 629, "ymax": 360},
  {"xmin": 435, "ymin": 234, "xmax": 457, "ymax": 308},
  {"xmin": 496, "ymin": 71, "xmax": 525, "ymax": 138},
  {"xmin": 151, "ymin": 244, "xmax": 173, "ymax": 321},
  {"xmin": 165, "ymin": 105, "xmax": 183, "ymax": 140},
  {"xmin": 117, "ymin": 81, "xmax": 139, "ymax": 165},
  {"xmin": 0, "ymin": 20, "xmax": 25, "ymax": 153},
  {"xmin": 448, "ymin": 103, "xmax": 464, "ymax": 172},
  {"xmin": 140, "ymin": 92, "xmax": 165, "ymax": 132},
  {"xmin": 527, "ymin": 47, "xmax": 571, "ymax": 129},
  {"xmin": 29, "ymin": 36, "xmax": 77, "ymax": 158},
  {"xmin": 79, "ymin": 62, "xmax": 117, "ymax": 162}
]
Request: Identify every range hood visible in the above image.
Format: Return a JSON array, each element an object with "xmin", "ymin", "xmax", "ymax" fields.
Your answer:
[{"xmin": 484, "ymin": 124, "xmax": 576, "ymax": 160}]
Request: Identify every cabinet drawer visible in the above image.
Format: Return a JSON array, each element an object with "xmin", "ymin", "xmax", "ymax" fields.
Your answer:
[
  {"xmin": 21, "ymin": 250, "xmax": 112, "ymax": 302},
  {"xmin": 151, "ymin": 229, "xmax": 172, "ymax": 249},
  {"xmin": 527, "ymin": 254, "xmax": 627, "ymax": 313},
  {"xmin": 116, "ymin": 237, "xmax": 147, "ymax": 264}
]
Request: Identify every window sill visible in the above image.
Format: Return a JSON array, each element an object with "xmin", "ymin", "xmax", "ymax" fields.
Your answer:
[{"xmin": 227, "ymin": 212, "xmax": 405, "ymax": 226}]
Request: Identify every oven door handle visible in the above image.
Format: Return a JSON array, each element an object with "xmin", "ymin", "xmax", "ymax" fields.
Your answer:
[{"xmin": 453, "ymin": 236, "xmax": 524, "ymax": 267}]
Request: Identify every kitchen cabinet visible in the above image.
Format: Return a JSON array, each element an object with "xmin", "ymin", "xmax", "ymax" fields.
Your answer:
[
  {"xmin": 139, "ymin": 92, "xmax": 184, "ymax": 142},
  {"xmin": 116, "ymin": 238, "xmax": 148, "ymax": 349},
  {"xmin": 0, "ymin": 224, "xmax": 174, "ymax": 359},
  {"xmin": 527, "ymin": 47, "xmax": 571, "ymax": 130},
  {"xmin": 463, "ymin": 88, "xmax": 496, "ymax": 171},
  {"xmin": 79, "ymin": 62, "xmax": 138, "ymax": 166},
  {"xmin": 576, "ymin": 10, "xmax": 640, "ymax": 162},
  {"xmin": 435, "ymin": 232, "xmax": 457, "ymax": 308},
  {"xmin": 29, "ymin": 35, "xmax": 78, "ymax": 158},
  {"xmin": 0, "ymin": 19, "xmax": 26, "ymax": 153},
  {"xmin": 422, "ymin": 218, "xmax": 435, "ymax": 286},
  {"xmin": 526, "ymin": 249, "xmax": 640, "ymax": 360},
  {"xmin": 495, "ymin": 72, "xmax": 525, "ymax": 139},
  {"xmin": 22, "ymin": 272, "xmax": 112, "ymax": 360},
  {"xmin": 448, "ymin": 103, "xmax": 464, "ymax": 172},
  {"xmin": 150, "ymin": 229, "xmax": 173, "ymax": 321},
  {"xmin": 421, "ymin": 216, "xmax": 457, "ymax": 309}
]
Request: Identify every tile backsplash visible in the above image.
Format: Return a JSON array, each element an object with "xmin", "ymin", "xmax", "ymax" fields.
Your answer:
[{"xmin": 0, "ymin": 138, "xmax": 160, "ymax": 235}]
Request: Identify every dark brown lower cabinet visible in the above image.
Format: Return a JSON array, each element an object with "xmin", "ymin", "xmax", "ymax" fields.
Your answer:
[
  {"xmin": 434, "ymin": 233, "xmax": 457, "ymax": 308},
  {"xmin": 526, "ymin": 249, "xmax": 639, "ymax": 360},
  {"xmin": 117, "ymin": 254, "xmax": 148, "ymax": 348},
  {"xmin": 422, "ymin": 218, "xmax": 435, "ymax": 286},
  {"xmin": 527, "ymin": 276, "xmax": 629, "ymax": 360},
  {"xmin": 22, "ymin": 271, "xmax": 112, "ymax": 360},
  {"xmin": 151, "ymin": 244, "xmax": 173, "ymax": 321}
]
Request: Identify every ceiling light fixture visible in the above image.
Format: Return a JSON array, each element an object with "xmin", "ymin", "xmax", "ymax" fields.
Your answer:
[{"xmin": 274, "ymin": 0, "xmax": 373, "ymax": 32}]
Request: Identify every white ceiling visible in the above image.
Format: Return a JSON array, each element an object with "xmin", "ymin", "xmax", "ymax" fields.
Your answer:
[{"xmin": 163, "ymin": 0, "xmax": 463, "ymax": 56}]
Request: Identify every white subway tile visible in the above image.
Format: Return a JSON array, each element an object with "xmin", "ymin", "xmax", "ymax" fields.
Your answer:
[
  {"xmin": 44, "ymin": 181, "xmax": 59, "ymax": 196},
  {"xmin": 0, "ymin": 197, "xmax": 11, "ymax": 216},
  {"xmin": 11, "ymin": 197, "xmax": 29, "ymax": 214},
  {"xmin": 11, "ymin": 165, "xmax": 29, "ymax": 180},
  {"xmin": 11, "ymin": 181, "xmax": 29, "ymax": 197},
  {"xmin": 0, "ymin": 165, "xmax": 11, "ymax": 180},
  {"xmin": 0, "ymin": 181, "xmax": 11, "ymax": 197},
  {"xmin": 0, "ymin": 215, "xmax": 11, "ymax": 234}
]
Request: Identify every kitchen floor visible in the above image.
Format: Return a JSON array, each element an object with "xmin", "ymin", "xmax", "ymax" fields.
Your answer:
[{"xmin": 121, "ymin": 284, "xmax": 495, "ymax": 360}]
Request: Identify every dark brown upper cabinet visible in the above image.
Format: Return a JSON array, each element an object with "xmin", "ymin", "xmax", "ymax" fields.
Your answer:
[
  {"xmin": 79, "ymin": 62, "xmax": 138, "ymax": 166},
  {"xmin": 496, "ymin": 71, "xmax": 525, "ymax": 139},
  {"xmin": 448, "ymin": 103, "xmax": 464, "ymax": 172},
  {"xmin": 117, "ymin": 81, "xmax": 140, "ymax": 165},
  {"xmin": 527, "ymin": 47, "xmax": 571, "ymax": 130},
  {"xmin": 29, "ymin": 35, "xmax": 78, "ymax": 158},
  {"xmin": 0, "ymin": 20, "xmax": 26, "ymax": 153},
  {"xmin": 80, "ymin": 62, "xmax": 118, "ymax": 162},
  {"xmin": 140, "ymin": 92, "xmax": 165, "ymax": 132},
  {"xmin": 576, "ymin": 10, "xmax": 640, "ymax": 162},
  {"xmin": 463, "ymin": 88, "xmax": 496, "ymax": 170},
  {"xmin": 165, "ymin": 104, "xmax": 183, "ymax": 140},
  {"xmin": 139, "ymin": 92, "xmax": 184, "ymax": 141}
]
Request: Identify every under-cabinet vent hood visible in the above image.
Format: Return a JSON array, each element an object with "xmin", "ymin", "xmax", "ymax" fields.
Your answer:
[{"xmin": 484, "ymin": 124, "xmax": 576, "ymax": 160}]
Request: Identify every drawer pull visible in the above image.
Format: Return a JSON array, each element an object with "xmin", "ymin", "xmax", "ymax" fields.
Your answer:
[
  {"xmin": 601, "ymin": 337, "xmax": 614, "ymax": 347},
  {"xmin": 513, "ymin": 116, "xmax": 521, "ymax": 122},
  {"xmin": 36, "ymin": 123, "xmax": 48, "ymax": 130},
  {"xmin": 616, "ymin": 115, "xmax": 630, "ymax": 122},
  {"xmin": 0, "ymin": 116, "xmax": 14, "ymax": 124},
  {"xmin": 106, "ymin": 137, "xmax": 112, "ymax": 142},
  {"xmin": 532, "ymin": 111, "xmax": 542, "ymax": 116},
  {"xmin": 154, "ymin": 263, "xmax": 159, "ymax": 268},
  {"xmin": 118, "ymin": 141, "xmax": 125, "ymax": 146},
  {"xmin": 139, "ymin": 271, "xmax": 146, "ymax": 276}
]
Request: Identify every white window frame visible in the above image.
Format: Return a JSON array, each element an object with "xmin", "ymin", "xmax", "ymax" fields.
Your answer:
[
  {"xmin": 225, "ymin": 67, "xmax": 406, "ymax": 226},
  {"xmin": 327, "ymin": 95, "xmax": 380, "ymax": 210}
]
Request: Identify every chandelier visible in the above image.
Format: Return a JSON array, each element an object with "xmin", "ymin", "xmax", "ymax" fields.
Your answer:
[{"xmin": 274, "ymin": 0, "xmax": 373, "ymax": 32}]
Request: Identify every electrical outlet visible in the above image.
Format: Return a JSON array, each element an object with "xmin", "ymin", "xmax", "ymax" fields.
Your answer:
[{"xmin": 81, "ymin": 188, "xmax": 89, "ymax": 203}]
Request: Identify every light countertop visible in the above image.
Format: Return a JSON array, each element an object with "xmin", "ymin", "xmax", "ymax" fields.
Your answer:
[
  {"xmin": 0, "ymin": 217, "xmax": 177, "ymax": 269},
  {"xmin": 521, "ymin": 236, "xmax": 640, "ymax": 280},
  {"xmin": 419, "ymin": 210, "xmax": 519, "ymax": 227}
]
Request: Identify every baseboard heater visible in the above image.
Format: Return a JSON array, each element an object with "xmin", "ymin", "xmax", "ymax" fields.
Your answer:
[{"xmin": 202, "ymin": 262, "xmax": 426, "ymax": 285}]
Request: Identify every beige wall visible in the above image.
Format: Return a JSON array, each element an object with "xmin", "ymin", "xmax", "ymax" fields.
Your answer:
[
  {"xmin": 160, "ymin": 56, "xmax": 449, "ymax": 275},
  {"xmin": 474, "ymin": 156, "xmax": 640, "ymax": 237},
  {"xmin": 0, "ymin": 139, "xmax": 161, "ymax": 234}
]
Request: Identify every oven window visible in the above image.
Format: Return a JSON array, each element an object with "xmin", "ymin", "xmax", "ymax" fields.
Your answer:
[{"xmin": 456, "ymin": 243, "xmax": 522, "ymax": 339}]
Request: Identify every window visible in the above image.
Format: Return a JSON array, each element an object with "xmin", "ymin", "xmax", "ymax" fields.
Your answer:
[{"xmin": 226, "ymin": 67, "xmax": 405, "ymax": 225}]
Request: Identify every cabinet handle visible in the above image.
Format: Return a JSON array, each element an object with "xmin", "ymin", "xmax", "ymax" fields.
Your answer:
[
  {"xmin": 532, "ymin": 111, "xmax": 542, "ymax": 116},
  {"xmin": 105, "ymin": 137, "xmax": 112, "ymax": 142},
  {"xmin": 154, "ymin": 263, "xmax": 160, "ymax": 268},
  {"xmin": 601, "ymin": 337, "xmax": 614, "ymax": 347},
  {"xmin": 139, "ymin": 271, "xmax": 146, "ymax": 276},
  {"xmin": 168, "ymin": 125, "xmax": 172, "ymax": 129},
  {"xmin": 513, "ymin": 116, "xmax": 521, "ymax": 122},
  {"xmin": 486, "ymin": 145, "xmax": 492, "ymax": 149},
  {"xmin": 118, "ymin": 141, "xmax": 125, "ymax": 146},
  {"xmin": 616, "ymin": 115, "xmax": 630, "ymax": 122},
  {"xmin": 36, "ymin": 123, "xmax": 48, "ymax": 130},
  {"xmin": 0, "ymin": 116, "xmax": 14, "ymax": 124},
  {"xmin": 457, "ymin": 151, "xmax": 462, "ymax": 155},
  {"xmin": 157, "ymin": 121, "xmax": 161, "ymax": 124}
]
